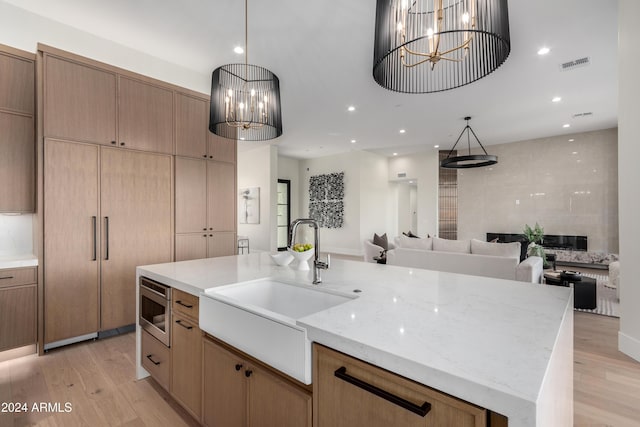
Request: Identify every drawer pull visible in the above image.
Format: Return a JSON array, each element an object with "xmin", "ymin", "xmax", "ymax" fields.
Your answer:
[
  {"xmin": 176, "ymin": 300, "xmax": 193, "ymax": 309},
  {"xmin": 334, "ymin": 366, "xmax": 431, "ymax": 417},
  {"xmin": 235, "ymin": 364, "xmax": 243, "ymax": 371},
  {"xmin": 175, "ymin": 319, "xmax": 193, "ymax": 330},
  {"xmin": 146, "ymin": 354, "xmax": 161, "ymax": 365},
  {"xmin": 0, "ymin": 276, "xmax": 14, "ymax": 280}
]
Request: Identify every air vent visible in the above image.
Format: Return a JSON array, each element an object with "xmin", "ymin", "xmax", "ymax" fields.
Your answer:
[
  {"xmin": 573, "ymin": 112, "xmax": 593, "ymax": 118},
  {"xmin": 397, "ymin": 172, "xmax": 407, "ymax": 178},
  {"xmin": 560, "ymin": 57, "xmax": 590, "ymax": 71}
]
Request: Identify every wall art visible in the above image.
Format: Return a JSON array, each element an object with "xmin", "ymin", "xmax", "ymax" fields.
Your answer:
[
  {"xmin": 309, "ymin": 172, "xmax": 344, "ymax": 228},
  {"xmin": 239, "ymin": 187, "xmax": 260, "ymax": 224}
]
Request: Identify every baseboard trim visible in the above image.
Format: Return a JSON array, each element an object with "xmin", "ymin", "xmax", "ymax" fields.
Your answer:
[{"xmin": 619, "ymin": 331, "xmax": 640, "ymax": 363}]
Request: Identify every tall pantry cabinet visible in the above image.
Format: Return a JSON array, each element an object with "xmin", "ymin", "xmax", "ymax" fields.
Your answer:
[{"xmin": 41, "ymin": 47, "xmax": 174, "ymax": 348}]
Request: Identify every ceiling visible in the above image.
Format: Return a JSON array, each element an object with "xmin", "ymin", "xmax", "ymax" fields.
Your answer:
[{"xmin": 5, "ymin": 0, "xmax": 618, "ymax": 159}]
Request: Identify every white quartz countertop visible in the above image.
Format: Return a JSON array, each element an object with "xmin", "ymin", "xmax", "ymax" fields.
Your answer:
[
  {"xmin": 0, "ymin": 254, "xmax": 38, "ymax": 269},
  {"xmin": 137, "ymin": 252, "xmax": 572, "ymax": 426}
]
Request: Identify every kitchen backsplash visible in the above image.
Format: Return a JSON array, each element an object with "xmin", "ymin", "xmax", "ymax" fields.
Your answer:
[{"xmin": 0, "ymin": 214, "xmax": 33, "ymax": 257}]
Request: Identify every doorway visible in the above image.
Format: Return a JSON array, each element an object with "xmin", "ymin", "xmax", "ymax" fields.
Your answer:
[{"xmin": 277, "ymin": 179, "xmax": 291, "ymax": 250}]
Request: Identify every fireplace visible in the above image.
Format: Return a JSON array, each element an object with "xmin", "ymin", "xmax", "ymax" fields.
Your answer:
[{"xmin": 487, "ymin": 233, "xmax": 588, "ymax": 259}]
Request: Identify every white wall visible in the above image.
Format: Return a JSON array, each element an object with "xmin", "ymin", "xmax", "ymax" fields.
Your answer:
[
  {"xmin": 388, "ymin": 151, "xmax": 440, "ymax": 237},
  {"xmin": 397, "ymin": 185, "xmax": 411, "ymax": 233},
  {"xmin": 359, "ymin": 151, "xmax": 391, "ymax": 248},
  {"xmin": 0, "ymin": 1, "xmax": 209, "ymax": 94},
  {"xmin": 458, "ymin": 128, "xmax": 618, "ymax": 253},
  {"xmin": 237, "ymin": 145, "xmax": 278, "ymax": 252},
  {"xmin": 277, "ymin": 155, "xmax": 301, "ymax": 222},
  {"xmin": 618, "ymin": 0, "xmax": 640, "ymax": 362},
  {"xmin": 0, "ymin": 214, "xmax": 33, "ymax": 257}
]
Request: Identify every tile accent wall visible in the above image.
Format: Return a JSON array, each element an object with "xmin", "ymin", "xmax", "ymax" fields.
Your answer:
[
  {"xmin": 457, "ymin": 128, "xmax": 618, "ymax": 253},
  {"xmin": 438, "ymin": 150, "xmax": 458, "ymax": 239}
]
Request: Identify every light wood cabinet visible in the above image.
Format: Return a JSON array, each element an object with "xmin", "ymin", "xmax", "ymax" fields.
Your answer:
[
  {"xmin": 176, "ymin": 93, "xmax": 208, "ymax": 159},
  {"xmin": 141, "ymin": 328, "xmax": 170, "ymax": 391},
  {"xmin": 171, "ymin": 290, "xmax": 202, "ymax": 421},
  {"xmin": 0, "ymin": 45, "xmax": 35, "ymax": 213},
  {"xmin": 175, "ymin": 157, "xmax": 236, "ymax": 261},
  {"xmin": 118, "ymin": 77, "xmax": 173, "ymax": 154},
  {"xmin": 100, "ymin": 148, "xmax": 173, "ymax": 330},
  {"xmin": 44, "ymin": 140, "xmax": 100, "ymax": 344},
  {"xmin": 208, "ymin": 130, "xmax": 237, "ymax": 163},
  {"xmin": 0, "ymin": 267, "xmax": 37, "ymax": 352},
  {"xmin": 314, "ymin": 344, "xmax": 487, "ymax": 427},
  {"xmin": 44, "ymin": 55, "xmax": 117, "ymax": 145},
  {"xmin": 44, "ymin": 139, "xmax": 172, "ymax": 345},
  {"xmin": 203, "ymin": 336, "xmax": 312, "ymax": 427}
]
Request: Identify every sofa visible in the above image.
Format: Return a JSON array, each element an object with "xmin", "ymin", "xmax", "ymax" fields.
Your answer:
[{"xmin": 386, "ymin": 236, "xmax": 543, "ymax": 283}]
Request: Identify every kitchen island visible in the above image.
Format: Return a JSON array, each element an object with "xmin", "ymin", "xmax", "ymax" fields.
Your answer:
[{"xmin": 136, "ymin": 252, "xmax": 573, "ymax": 427}]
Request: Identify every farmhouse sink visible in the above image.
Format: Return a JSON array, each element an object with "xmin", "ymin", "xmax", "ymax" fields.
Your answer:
[{"xmin": 199, "ymin": 278, "xmax": 356, "ymax": 384}]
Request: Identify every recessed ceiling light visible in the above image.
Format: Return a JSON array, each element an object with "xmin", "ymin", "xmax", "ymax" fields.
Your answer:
[
  {"xmin": 240, "ymin": 137, "xmax": 246, "ymax": 140},
  {"xmin": 409, "ymin": 180, "xmax": 414, "ymax": 184},
  {"xmin": 552, "ymin": 96, "xmax": 562, "ymax": 103},
  {"xmin": 393, "ymin": 152, "xmax": 398, "ymax": 156},
  {"xmin": 350, "ymin": 139, "xmax": 356, "ymax": 143},
  {"xmin": 572, "ymin": 151, "xmax": 578, "ymax": 155},
  {"xmin": 347, "ymin": 106, "xmax": 355, "ymax": 112},
  {"xmin": 568, "ymin": 139, "xmax": 575, "ymax": 142},
  {"xmin": 434, "ymin": 145, "xmax": 440, "ymax": 148},
  {"xmin": 563, "ymin": 124, "xmax": 571, "ymax": 128},
  {"xmin": 234, "ymin": 46, "xmax": 244, "ymax": 54},
  {"xmin": 399, "ymin": 129, "xmax": 406, "ymax": 134},
  {"xmin": 538, "ymin": 47, "xmax": 550, "ymax": 55}
]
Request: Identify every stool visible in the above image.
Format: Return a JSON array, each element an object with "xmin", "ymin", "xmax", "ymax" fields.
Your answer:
[
  {"xmin": 237, "ymin": 236, "xmax": 250, "ymax": 254},
  {"xmin": 574, "ymin": 277, "xmax": 597, "ymax": 310}
]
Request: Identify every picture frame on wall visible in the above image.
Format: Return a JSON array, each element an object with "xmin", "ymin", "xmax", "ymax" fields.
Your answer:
[{"xmin": 239, "ymin": 187, "xmax": 260, "ymax": 224}]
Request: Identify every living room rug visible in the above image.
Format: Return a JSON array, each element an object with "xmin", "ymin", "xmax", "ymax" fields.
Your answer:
[{"xmin": 573, "ymin": 273, "xmax": 619, "ymax": 318}]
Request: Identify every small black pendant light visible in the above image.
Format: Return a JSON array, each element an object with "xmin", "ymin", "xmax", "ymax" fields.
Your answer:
[{"xmin": 440, "ymin": 117, "xmax": 497, "ymax": 168}]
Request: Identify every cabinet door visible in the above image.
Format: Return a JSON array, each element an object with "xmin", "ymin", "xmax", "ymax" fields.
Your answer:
[
  {"xmin": 176, "ymin": 93, "xmax": 208, "ymax": 158},
  {"xmin": 208, "ymin": 232, "xmax": 237, "ymax": 258},
  {"xmin": 141, "ymin": 328, "xmax": 170, "ymax": 391},
  {"xmin": 118, "ymin": 77, "xmax": 173, "ymax": 154},
  {"xmin": 314, "ymin": 345, "xmax": 486, "ymax": 427},
  {"xmin": 100, "ymin": 148, "xmax": 172, "ymax": 330},
  {"xmin": 0, "ymin": 51, "xmax": 34, "ymax": 114},
  {"xmin": 248, "ymin": 364, "xmax": 312, "ymax": 427},
  {"xmin": 175, "ymin": 233, "xmax": 208, "ymax": 262},
  {"xmin": 208, "ymin": 130, "xmax": 237, "ymax": 163},
  {"xmin": 171, "ymin": 313, "xmax": 202, "ymax": 420},
  {"xmin": 44, "ymin": 139, "xmax": 100, "ymax": 344},
  {"xmin": 0, "ymin": 285, "xmax": 36, "ymax": 351},
  {"xmin": 44, "ymin": 55, "xmax": 116, "ymax": 144},
  {"xmin": 202, "ymin": 338, "xmax": 246, "ymax": 427},
  {"xmin": 175, "ymin": 157, "xmax": 207, "ymax": 233},
  {"xmin": 207, "ymin": 161, "xmax": 236, "ymax": 231},
  {"xmin": 0, "ymin": 112, "xmax": 34, "ymax": 212}
]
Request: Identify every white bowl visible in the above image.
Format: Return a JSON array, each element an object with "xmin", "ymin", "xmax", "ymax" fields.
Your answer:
[
  {"xmin": 287, "ymin": 247, "xmax": 314, "ymax": 270},
  {"xmin": 270, "ymin": 252, "xmax": 294, "ymax": 266}
]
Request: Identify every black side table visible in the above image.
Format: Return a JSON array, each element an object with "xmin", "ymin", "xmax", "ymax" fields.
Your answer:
[{"xmin": 545, "ymin": 272, "xmax": 596, "ymax": 309}]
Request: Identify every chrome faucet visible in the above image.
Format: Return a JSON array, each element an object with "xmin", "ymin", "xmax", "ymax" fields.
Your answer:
[{"xmin": 288, "ymin": 218, "xmax": 330, "ymax": 284}]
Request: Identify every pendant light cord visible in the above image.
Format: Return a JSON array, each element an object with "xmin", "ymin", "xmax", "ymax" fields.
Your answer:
[{"xmin": 244, "ymin": 0, "xmax": 248, "ymax": 79}]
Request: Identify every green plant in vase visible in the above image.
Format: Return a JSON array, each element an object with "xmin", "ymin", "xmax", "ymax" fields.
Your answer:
[{"xmin": 523, "ymin": 223, "xmax": 550, "ymax": 268}]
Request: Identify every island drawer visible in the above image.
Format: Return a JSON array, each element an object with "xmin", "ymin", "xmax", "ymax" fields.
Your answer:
[
  {"xmin": 172, "ymin": 288, "xmax": 199, "ymax": 319},
  {"xmin": 313, "ymin": 344, "xmax": 487, "ymax": 427},
  {"xmin": 141, "ymin": 328, "xmax": 170, "ymax": 391},
  {"xmin": 0, "ymin": 266, "xmax": 37, "ymax": 288}
]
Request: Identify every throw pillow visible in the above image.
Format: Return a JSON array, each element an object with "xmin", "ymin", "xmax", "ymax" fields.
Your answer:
[
  {"xmin": 396, "ymin": 235, "xmax": 433, "ymax": 250},
  {"xmin": 372, "ymin": 233, "xmax": 388, "ymax": 251},
  {"xmin": 470, "ymin": 239, "xmax": 521, "ymax": 259},
  {"xmin": 432, "ymin": 237, "xmax": 471, "ymax": 253},
  {"xmin": 490, "ymin": 237, "xmax": 499, "ymax": 243},
  {"xmin": 402, "ymin": 230, "xmax": 419, "ymax": 238}
]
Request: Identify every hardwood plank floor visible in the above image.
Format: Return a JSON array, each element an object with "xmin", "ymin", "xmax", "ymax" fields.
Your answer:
[{"xmin": 1, "ymin": 312, "xmax": 639, "ymax": 426}]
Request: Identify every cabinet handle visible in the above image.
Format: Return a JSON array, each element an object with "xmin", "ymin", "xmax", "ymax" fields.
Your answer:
[
  {"xmin": 235, "ymin": 364, "xmax": 243, "ymax": 371},
  {"xmin": 0, "ymin": 276, "xmax": 14, "ymax": 280},
  {"xmin": 111, "ymin": 141, "xmax": 117, "ymax": 145},
  {"xmin": 334, "ymin": 367, "xmax": 431, "ymax": 417},
  {"xmin": 146, "ymin": 354, "xmax": 161, "ymax": 365},
  {"xmin": 104, "ymin": 217, "xmax": 110, "ymax": 260},
  {"xmin": 176, "ymin": 300, "xmax": 193, "ymax": 309},
  {"xmin": 203, "ymin": 154, "xmax": 207, "ymax": 158},
  {"xmin": 92, "ymin": 216, "xmax": 97, "ymax": 261},
  {"xmin": 245, "ymin": 369, "xmax": 253, "ymax": 378},
  {"xmin": 175, "ymin": 319, "xmax": 193, "ymax": 330},
  {"xmin": 120, "ymin": 142, "xmax": 125, "ymax": 146},
  {"xmin": 203, "ymin": 228, "xmax": 207, "ymax": 231}
]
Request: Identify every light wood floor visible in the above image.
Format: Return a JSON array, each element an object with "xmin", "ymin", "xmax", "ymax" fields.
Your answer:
[{"xmin": 1, "ymin": 312, "xmax": 639, "ymax": 426}]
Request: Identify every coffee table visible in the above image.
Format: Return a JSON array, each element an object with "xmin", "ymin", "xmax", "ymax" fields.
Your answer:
[{"xmin": 544, "ymin": 271, "xmax": 597, "ymax": 310}]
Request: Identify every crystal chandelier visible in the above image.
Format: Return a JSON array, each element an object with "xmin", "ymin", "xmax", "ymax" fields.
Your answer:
[
  {"xmin": 373, "ymin": 0, "xmax": 511, "ymax": 93},
  {"xmin": 209, "ymin": 0, "xmax": 283, "ymax": 141}
]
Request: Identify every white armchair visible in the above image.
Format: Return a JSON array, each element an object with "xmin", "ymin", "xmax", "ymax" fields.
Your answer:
[{"xmin": 363, "ymin": 239, "xmax": 395, "ymax": 263}]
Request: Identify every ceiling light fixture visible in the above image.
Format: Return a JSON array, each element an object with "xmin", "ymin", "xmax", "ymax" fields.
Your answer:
[
  {"xmin": 234, "ymin": 46, "xmax": 244, "ymax": 54},
  {"xmin": 538, "ymin": 47, "xmax": 550, "ymax": 55},
  {"xmin": 552, "ymin": 96, "xmax": 561, "ymax": 103},
  {"xmin": 440, "ymin": 116, "xmax": 497, "ymax": 168},
  {"xmin": 399, "ymin": 129, "xmax": 406, "ymax": 134},
  {"xmin": 434, "ymin": 144, "xmax": 440, "ymax": 148},
  {"xmin": 350, "ymin": 139, "xmax": 357, "ymax": 143},
  {"xmin": 209, "ymin": 0, "xmax": 282, "ymax": 141},
  {"xmin": 568, "ymin": 138, "xmax": 575, "ymax": 142},
  {"xmin": 348, "ymin": 106, "xmax": 356, "ymax": 112},
  {"xmin": 373, "ymin": 0, "xmax": 511, "ymax": 93},
  {"xmin": 393, "ymin": 152, "xmax": 398, "ymax": 156},
  {"xmin": 563, "ymin": 124, "xmax": 570, "ymax": 128}
]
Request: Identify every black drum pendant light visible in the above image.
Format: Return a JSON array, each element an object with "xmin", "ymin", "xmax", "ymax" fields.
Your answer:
[
  {"xmin": 373, "ymin": 0, "xmax": 511, "ymax": 93},
  {"xmin": 209, "ymin": 0, "xmax": 283, "ymax": 141},
  {"xmin": 440, "ymin": 117, "xmax": 497, "ymax": 168}
]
